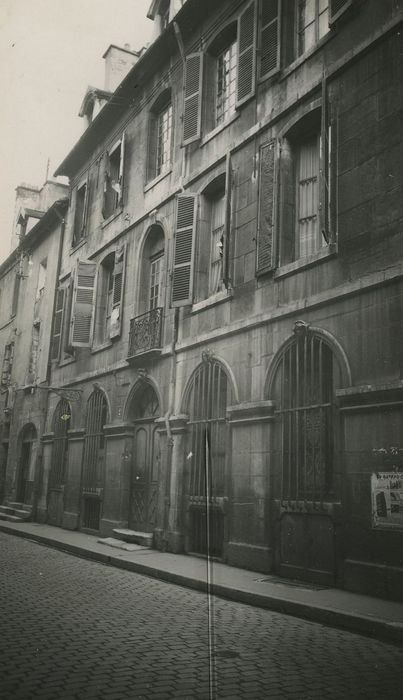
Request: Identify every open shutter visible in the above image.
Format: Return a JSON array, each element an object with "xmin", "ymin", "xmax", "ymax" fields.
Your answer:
[
  {"xmin": 328, "ymin": 114, "xmax": 339, "ymax": 246},
  {"xmin": 329, "ymin": 0, "xmax": 353, "ymax": 25},
  {"xmin": 222, "ymin": 154, "xmax": 233, "ymax": 288},
  {"xmin": 109, "ymin": 243, "xmax": 126, "ymax": 339},
  {"xmin": 82, "ymin": 173, "xmax": 90, "ymax": 234},
  {"xmin": 102, "ymin": 157, "xmax": 110, "ymax": 219},
  {"xmin": 236, "ymin": 0, "xmax": 257, "ymax": 108},
  {"xmin": 51, "ymin": 288, "xmax": 65, "ymax": 361},
  {"xmin": 118, "ymin": 132, "xmax": 126, "ymax": 207},
  {"xmin": 70, "ymin": 261, "xmax": 97, "ymax": 347},
  {"xmin": 260, "ymin": 0, "xmax": 281, "ymax": 80},
  {"xmin": 256, "ymin": 140, "xmax": 277, "ymax": 273},
  {"xmin": 63, "ymin": 277, "xmax": 74, "ymax": 355},
  {"xmin": 171, "ymin": 193, "xmax": 197, "ymax": 307},
  {"xmin": 319, "ymin": 77, "xmax": 329, "ymax": 244},
  {"xmin": 183, "ymin": 53, "xmax": 203, "ymax": 145}
]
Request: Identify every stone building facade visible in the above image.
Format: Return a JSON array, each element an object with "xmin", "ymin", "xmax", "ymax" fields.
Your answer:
[{"xmin": 1, "ymin": 0, "xmax": 403, "ymax": 600}]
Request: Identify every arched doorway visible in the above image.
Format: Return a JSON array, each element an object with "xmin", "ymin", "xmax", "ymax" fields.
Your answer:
[
  {"xmin": 184, "ymin": 358, "xmax": 231, "ymax": 559},
  {"xmin": 48, "ymin": 399, "xmax": 71, "ymax": 526},
  {"xmin": 269, "ymin": 323, "xmax": 346, "ymax": 584},
  {"xmin": 16, "ymin": 424, "xmax": 37, "ymax": 504},
  {"xmin": 127, "ymin": 383, "xmax": 160, "ymax": 533},
  {"xmin": 81, "ymin": 388, "xmax": 109, "ymax": 532}
]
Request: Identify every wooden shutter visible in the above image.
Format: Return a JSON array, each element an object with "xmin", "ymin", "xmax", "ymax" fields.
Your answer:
[
  {"xmin": 236, "ymin": 0, "xmax": 257, "ymax": 108},
  {"xmin": 260, "ymin": 0, "xmax": 281, "ymax": 80},
  {"xmin": 118, "ymin": 132, "xmax": 126, "ymax": 207},
  {"xmin": 171, "ymin": 193, "xmax": 197, "ymax": 307},
  {"xmin": 63, "ymin": 277, "xmax": 74, "ymax": 355},
  {"xmin": 51, "ymin": 288, "xmax": 65, "ymax": 361},
  {"xmin": 109, "ymin": 243, "xmax": 126, "ymax": 339},
  {"xmin": 329, "ymin": 0, "xmax": 353, "ymax": 25},
  {"xmin": 70, "ymin": 260, "xmax": 97, "ymax": 347},
  {"xmin": 222, "ymin": 154, "xmax": 233, "ymax": 288},
  {"xmin": 183, "ymin": 53, "xmax": 203, "ymax": 145},
  {"xmin": 82, "ymin": 173, "xmax": 90, "ymax": 234},
  {"xmin": 257, "ymin": 140, "xmax": 277, "ymax": 273},
  {"xmin": 102, "ymin": 157, "xmax": 110, "ymax": 220},
  {"xmin": 328, "ymin": 115, "xmax": 339, "ymax": 246}
]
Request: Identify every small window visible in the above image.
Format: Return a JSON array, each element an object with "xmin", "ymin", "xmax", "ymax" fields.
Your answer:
[
  {"xmin": 73, "ymin": 180, "xmax": 88, "ymax": 246},
  {"xmin": 159, "ymin": 0, "xmax": 170, "ymax": 30},
  {"xmin": 36, "ymin": 259, "xmax": 47, "ymax": 298},
  {"xmin": 103, "ymin": 135, "xmax": 125, "ymax": 219},
  {"xmin": 297, "ymin": 0, "xmax": 329, "ymax": 56}
]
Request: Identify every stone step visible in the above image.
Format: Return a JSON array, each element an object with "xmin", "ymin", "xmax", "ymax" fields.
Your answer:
[
  {"xmin": 0, "ymin": 506, "xmax": 15, "ymax": 515},
  {"xmin": 98, "ymin": 537, "xmax": 148, "ymax": 552},
  {"xmin": 0, "ymin": 513, "xmax": 25, "ymax": 522},
  {"xmin": 113, "ymin": 528, "xmax": 153, "ymax": 547},
  {"xmin": 13, "ymin": 509, "xmax": 31, "ymax": 520},
  {"xmin": 6, "ymin": 502, "xmax": 29, "ymax": 510}
]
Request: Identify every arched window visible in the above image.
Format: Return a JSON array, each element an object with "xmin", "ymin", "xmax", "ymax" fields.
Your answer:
[
  {"xmin": 185, "ymin": 358, "xmax": 231, "ymax": 557},
  {"xmin": 81, "ymin": 388, "xmax": 108, "ymax": 531},
  {"xmin": 49, "ymin": 399, "xmax": 71, "ymax": 489},
  {"xmin": 271, "ymin": 325, "xmax": 342, "ymax": 502}
]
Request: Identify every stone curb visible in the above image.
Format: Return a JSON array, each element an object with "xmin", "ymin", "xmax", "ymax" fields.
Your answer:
[{"xmin": 1, "ymin": 522, "xmax": 402, "ymax": 647}]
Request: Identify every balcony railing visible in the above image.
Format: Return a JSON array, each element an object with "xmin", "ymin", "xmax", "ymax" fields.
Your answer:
[{"xmin": 128, "ymin": 307, "xmax": 163, "ymax": 358}]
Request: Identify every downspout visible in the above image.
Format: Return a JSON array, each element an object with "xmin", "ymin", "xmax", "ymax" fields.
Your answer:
[
  {"xmin": 33, "ymin": 204, "xmax": 66, "ymax": 520},
  {"xmin": 163, "ymin": 306, "xmax": 179, "ymax": 540}
]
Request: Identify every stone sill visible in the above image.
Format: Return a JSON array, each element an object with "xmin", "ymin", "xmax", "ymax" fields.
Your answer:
[
  {"xmin": 191, "ymin": 289, "xmax": 232, "ymax": 314},
  {"xmin": 91, "ymin": 340, "xmax": 113, "ymax": 355},
  {"xmin": 274, "ymin": 245, "xmax": 337, "ymax": 280},
  {"xmin": 200, "ymin": 111, "xmax": 240, "ymax": 147},
  {"xmin": 101, "ymin": 207, "xmax": 123, "ymax": 229},
  {"xmin": 144, "ymin": 168, "xmax": 172, "ymax": 193}
]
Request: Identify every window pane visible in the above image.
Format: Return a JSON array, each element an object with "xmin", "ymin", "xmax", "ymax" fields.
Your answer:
[
  {"xmin": 156, "ymin": 103, "xmax": 172, "ymax": 176},
  {"xmin": 215, "ymin": 41, "xmax": 237, "ymax": 125},
  {"xmin": 209, "ymin": 195, "xmax": 225, "ymax": 295},
  {"xmin": 297, "ymin": 135, "xmax": 320, "ymax": 258},
  {"xmin": 318, "ymin": 8, "xmax": 329, "ymax": 40}
]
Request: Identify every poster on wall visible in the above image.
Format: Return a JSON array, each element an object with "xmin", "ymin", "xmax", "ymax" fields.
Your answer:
[{"xmin": 371, "ymin": 472, "xmax": 403, "ymax": 529}]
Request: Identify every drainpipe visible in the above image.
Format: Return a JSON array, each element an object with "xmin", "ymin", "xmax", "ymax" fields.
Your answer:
[{"xmin": 163, "ymin": 307, "xmax": 179, "ymax": 540}]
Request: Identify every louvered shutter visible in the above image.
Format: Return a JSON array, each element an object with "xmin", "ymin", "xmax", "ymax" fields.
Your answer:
[
  {"xmin": 51, "ymin": 288, "xmax": 65, "ymax": 360},
  {"xmin": 183, "ymin": 53, "xmax": 203, "ymax": 145},
  {"xmin": 70, "ymin": 261, "xmax": 97, "ymax": 347},
  {"xmin": 236, "ymin": 0, "xmax": 257, "ymax": 108},
  {"xmin": 222, "ymin": 155, "xmax": 233, "ymax": 288},
  {"xmin": 256, "ymin": 140, "xmax": 277, "ymax": 273},
  {"xmin": 109, "ymin": 243, "xmax": 126, "ymax": 339},
  {"xmin": 328, "ymin": 115, "xmax": 339, "ymax": 245},
  {"xmin": 329, "ymin": 0, "xmax": 353, "ymax": 25},
  {"xmin": 171, "ymin": 194, "xmax": 197, "ymax": 307},
  {"xmin": 260, "ymin": 0, "xmax": 281, "ymax": 80},
  {"xmin": 118, "ymin": 132, "xmax": 126, "ymax": 207}
]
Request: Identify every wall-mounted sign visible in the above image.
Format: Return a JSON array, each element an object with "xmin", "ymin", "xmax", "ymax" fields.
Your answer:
[{"xmin": 371, "ymin": 472, "xmax": 403, "ymax": 529}]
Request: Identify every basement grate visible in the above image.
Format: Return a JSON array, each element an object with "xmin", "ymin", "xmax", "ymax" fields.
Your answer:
[{"xmin": 254, "ymin": 576, "xmax": 328, "ymax": 591}]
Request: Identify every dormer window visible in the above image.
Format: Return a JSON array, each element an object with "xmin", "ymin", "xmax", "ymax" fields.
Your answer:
[{"xmin": 160, "ymin": 0, "xmax": 170, "ymax": 30}]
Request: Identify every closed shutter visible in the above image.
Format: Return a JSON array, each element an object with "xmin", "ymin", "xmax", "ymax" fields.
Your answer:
[
  {"xmin": 222, "ymin": 154, "xmax": 233, "ymax": 288},
  {"xmin": 70, "ymin": 261, "xmax": 97, "ymax": 347},
  {"xmin": 118, "ymin": 132, "xmax": 126, "ymax": 207},
  {"xmin": 236, "ymin": 0, "xmax": 257, "ymax": 107},
  {"xmin": 51, "ymin": 288, "xmax": 65, "ymax": 361},
  {"xmin": 329, "ymin": 0, "xmax": 353, "ymax": 25},
  {"xmin": 260, "ymin": 0, "xmax": 281, "ymax": 80},
  {"xmin": 109, "ymin": 243, "xmax": 126, "ymax": 339},
  {"xmin": 171, "ymin": 194, "xmax": 197, "ymax": 307},
  {"xmin": 183, "ymin": 53, "xmax": 203, "ymax": 145},
  {"xmin": 257, "ymin": 140, "xmax": 277, "ymax": 273}
]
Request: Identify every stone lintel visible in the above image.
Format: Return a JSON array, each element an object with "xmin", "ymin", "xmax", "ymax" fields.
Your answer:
[{"xmin": 227, "ymin": 401, "xmax": 275, "ymax": 425}]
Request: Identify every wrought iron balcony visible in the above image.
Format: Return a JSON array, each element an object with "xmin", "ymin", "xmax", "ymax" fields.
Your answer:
[{"xmin": 128, "ymin": 307, "xmax": 163, "ymax": 359}]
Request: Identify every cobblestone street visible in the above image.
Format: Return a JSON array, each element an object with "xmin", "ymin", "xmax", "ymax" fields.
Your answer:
[{"xmin": 0, "ymin": 532, "xmax": 403, "ymax": 700}]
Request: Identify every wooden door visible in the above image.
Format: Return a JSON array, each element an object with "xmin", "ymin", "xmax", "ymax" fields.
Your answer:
[
  {"xmin": 130, "ymin": 423, "xmax": 160, "ymax": 532},
  {"xmin": 17, "ymin": 442, "xmax": 31, "ymax": 503}
]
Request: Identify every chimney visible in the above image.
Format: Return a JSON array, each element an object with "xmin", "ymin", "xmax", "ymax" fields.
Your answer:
[{"xmin": 103, "ymin": 44, "xmax": 140, "ymax": 93}]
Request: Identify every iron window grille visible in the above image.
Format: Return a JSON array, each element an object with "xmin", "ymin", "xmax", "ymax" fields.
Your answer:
[
  {"xmin": 81, "ymin": 389, "xmax": 108, "ymax": 496},
  {"xmin": 49, "ymin": 399, "xmax": 71, "ymax": 489}
]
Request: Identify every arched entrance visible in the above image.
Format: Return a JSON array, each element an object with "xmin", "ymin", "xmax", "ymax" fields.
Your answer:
[
  {"xmin": 127, "ymin": 383, "xmax": 161, "ymax": 532},
  {"xmin": 16, "ymin": 424, "xmax": 37, "ymax": 504},
  {"xmin": 269, "ymin": 323, "xmax": 347, "ymax": 584},
  {"xmin": 48, "ymin": 399, "xmax": 71, "ymax": 526},
  {"xmin": 184, "ymin": 358, "xmax": 231, "ymax": 559}
]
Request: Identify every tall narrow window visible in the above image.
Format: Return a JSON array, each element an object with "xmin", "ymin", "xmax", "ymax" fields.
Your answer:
[
  {"xmin": 11, "ymin": 271, "xmax": 21, "ymax": 317},
  {"xmin": 156, "ymin": 103, "xmax": 173, "ymax": 177},
  {"xmin": 73, "ymin": 180, "xmax": 88, "ymax": 246},
  {"xmin": 1, "ymin": 343, "xmax": 14, "ymax": 388},
  {"xmin": 36, "ymin": 259, "xmax": 47, "ymax": 298},
  {"xmin": 149, "ymin": 255, "xmax": 162, "ymax": 310},
  {"xmin": 216, "ymin": 40, "xmax": 237, "ymax": 125},
  {"xmin": 96, "ymin": 253, "xmax": 115, "ymax": 344},
  {"xmin": 297, "ymin": 0, "xmax": 329, "ymax": 56},
  {"xmin": 81, "ymin": 389, "xmax": 108, "ymax": 531},
  {"xmin": 296, "ymin": 132, "xmax": 321, "ymax": 258},
  {"xmin": 103, "ymin": 135, "xmax": 125, "ymax": 219},
  {"xmin": 272, "ymin": 326, "xmax": 341, "ymax": 502},
  {"xmin": 49, "ymin": 399, "xmax": 71, "ymax": 489},
  {"xmin": 209, "ymin": 194, "xmax": 225, "ymax": 295}
]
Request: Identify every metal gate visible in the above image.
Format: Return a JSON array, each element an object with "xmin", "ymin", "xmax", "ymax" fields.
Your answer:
[
  {"xmin": 272, "ymin": 324, "xmax": 340, "ymax": 583},
  {"xmin": 48, "ymin": 399, "xmax": 71, "ymax": 526},
  {"xmin": 81, "ymin": 389, "xmax": 108, "ymax": 531},
  {"xmin": 186, "ymin": 358, "xmax": 230, "ymax": 558}
]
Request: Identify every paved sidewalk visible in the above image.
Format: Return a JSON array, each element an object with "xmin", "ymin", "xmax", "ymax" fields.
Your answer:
[{"xmin": 1, "ymin": 519, "xmax": 403, "ymax": 646}]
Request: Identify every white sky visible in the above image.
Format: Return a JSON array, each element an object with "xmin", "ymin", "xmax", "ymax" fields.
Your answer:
[{"xmin": 0, "ymin": 0, "xmax": 154, "ymax": 264}]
